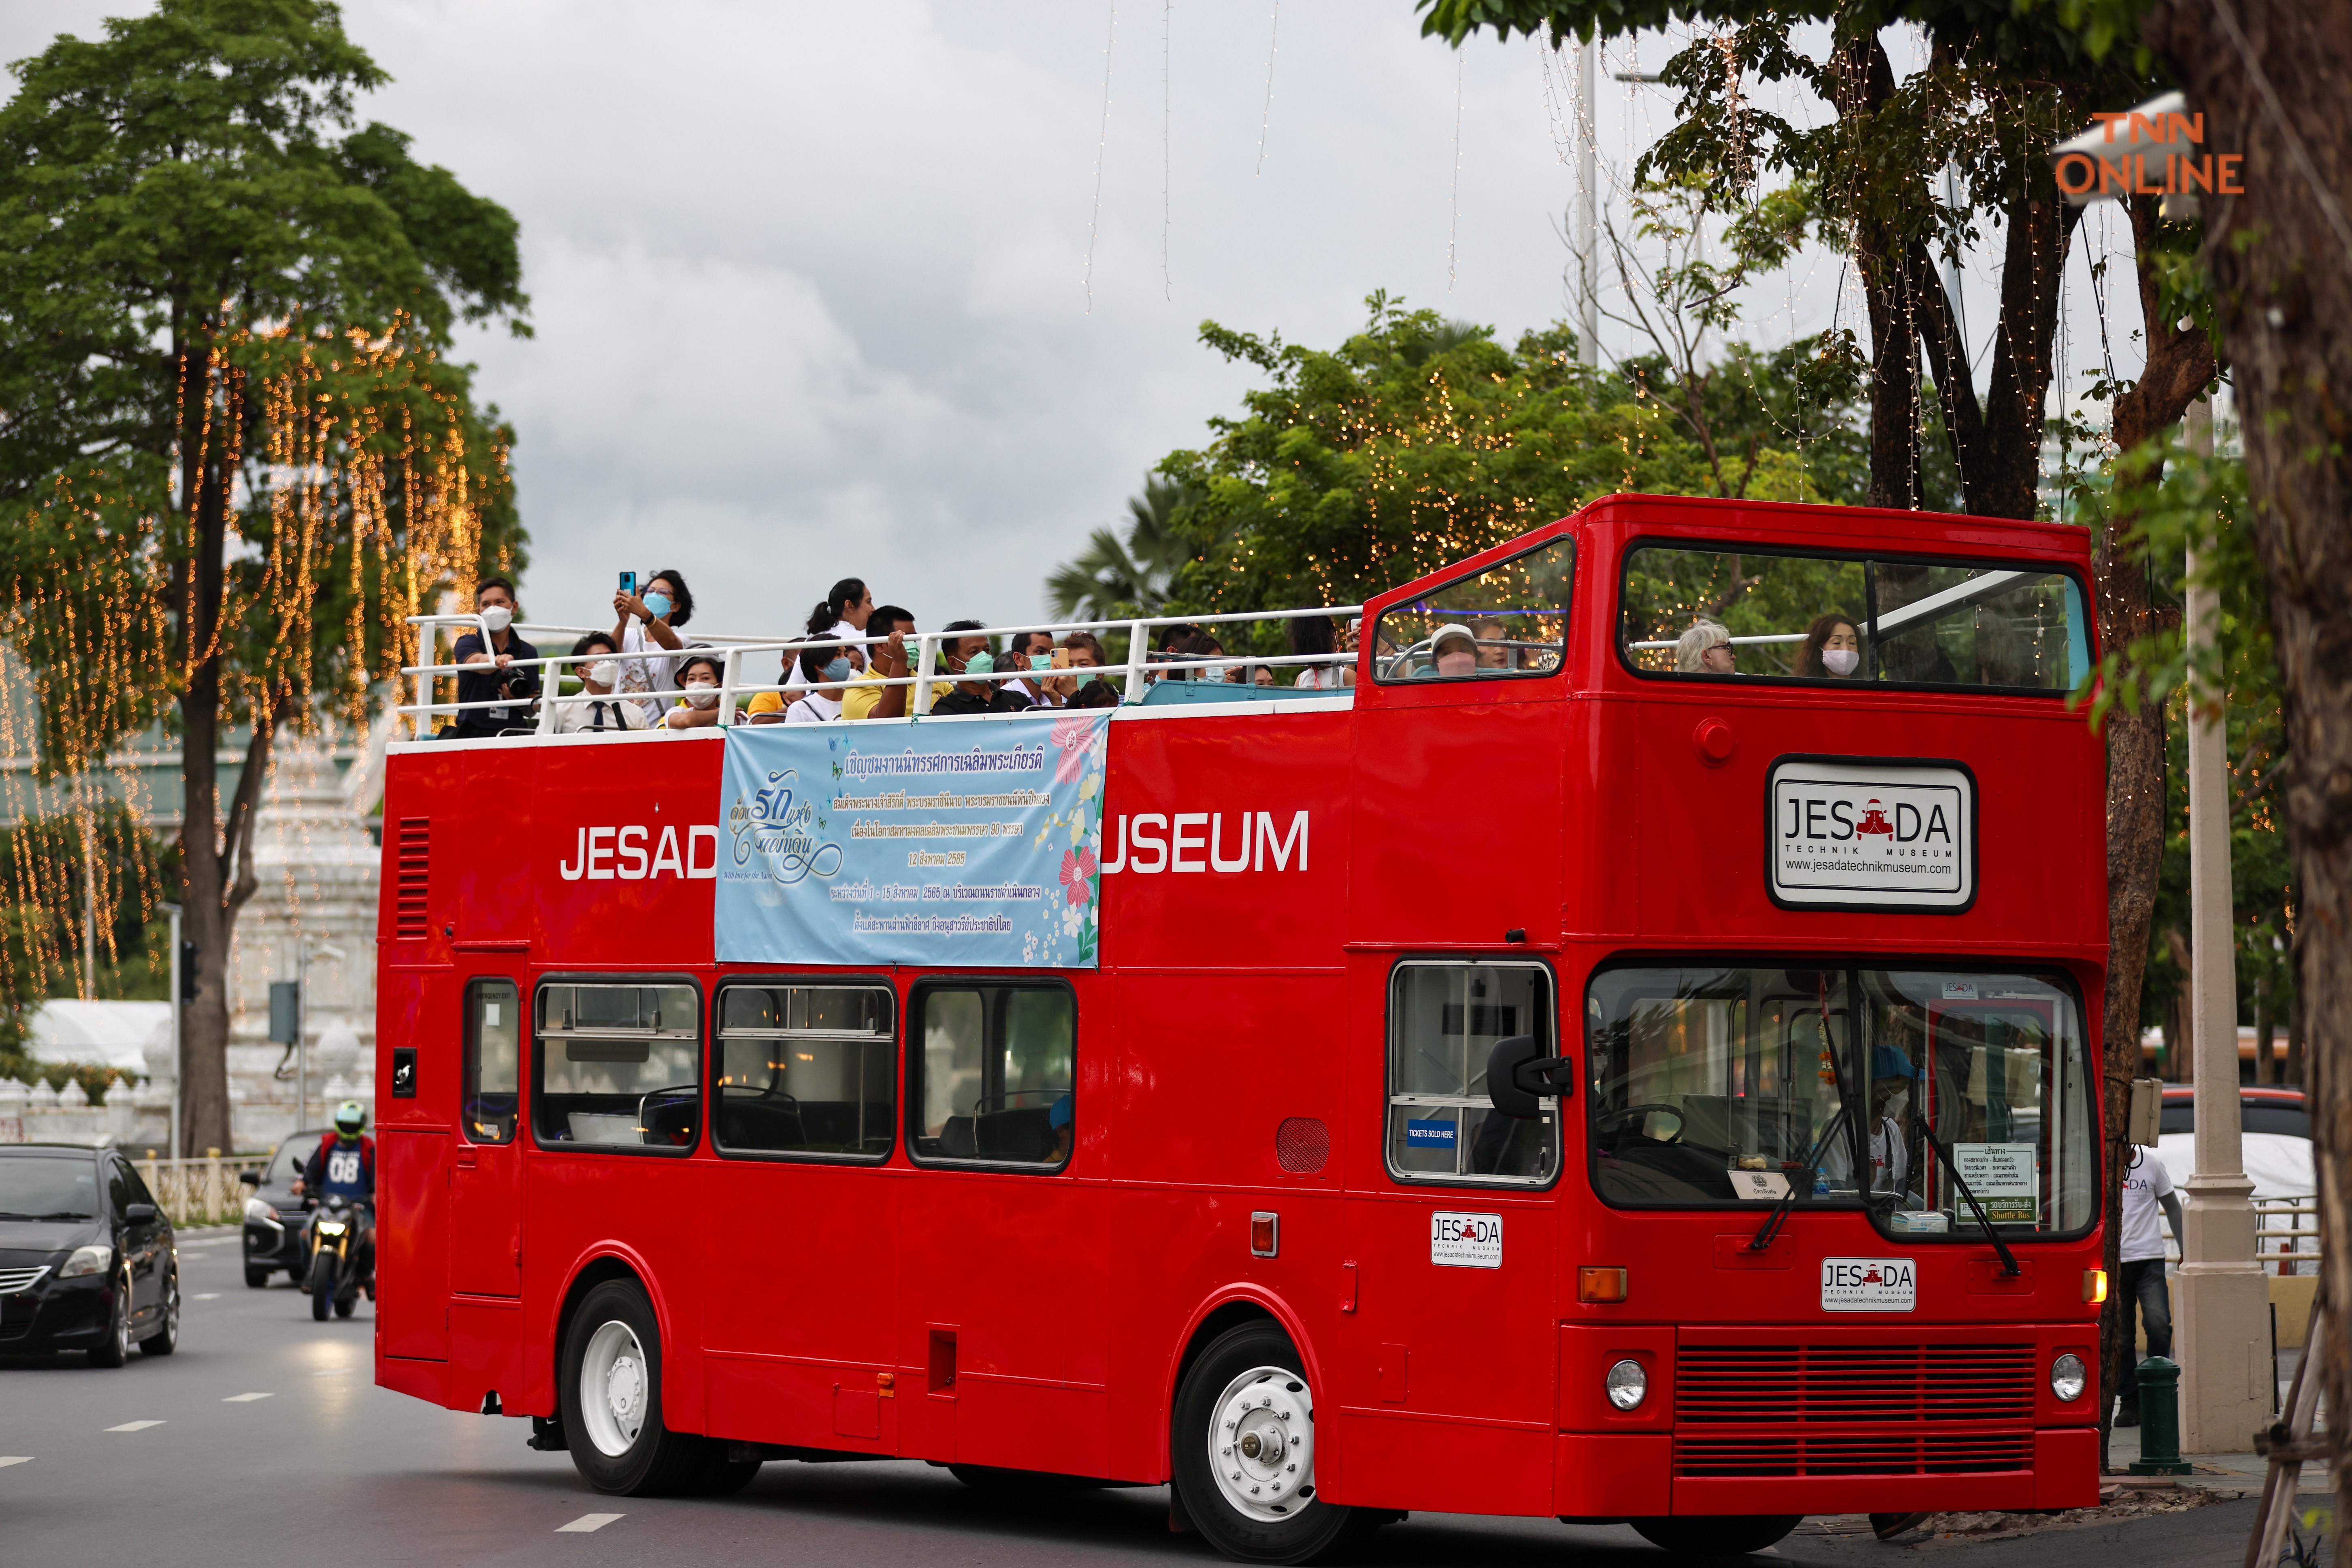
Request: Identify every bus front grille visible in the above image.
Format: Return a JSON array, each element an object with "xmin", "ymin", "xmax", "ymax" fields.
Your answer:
[
  {"xmin": 1673, "ymin": 1431, "xmax": 2034, "ymax": 1477},
  {"xmin": 1675, "ymin": 1343, "xmax": 2037, "ymax": 1425}
]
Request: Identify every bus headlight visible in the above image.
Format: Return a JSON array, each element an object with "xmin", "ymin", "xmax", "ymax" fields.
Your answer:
[
  {"xmin": 2050, "ymin": 1353, "xmax": 2086, "ymax": 1402},
  {"xmin": 1605, "ymin": 1359, "xmax": 1648, "ymax": 1411}
]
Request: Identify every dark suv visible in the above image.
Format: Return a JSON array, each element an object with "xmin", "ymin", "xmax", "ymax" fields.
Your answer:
[
  {"xmin": 0, "ymin": 1144, "xmax": 179, "ymax": 1365},
  {"xmin": 240, "ymin": 1129, "xmax": 324, "ymax": 1287}
]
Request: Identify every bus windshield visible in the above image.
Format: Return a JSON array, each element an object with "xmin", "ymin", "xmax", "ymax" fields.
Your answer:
[
  {"xmin": 1619, "ymin": 545, "xmax": 2089, "ymax": 691},
  {"xmin": 1585, "ymin": 964, "xmax": 2096, "ymax": 1236}
]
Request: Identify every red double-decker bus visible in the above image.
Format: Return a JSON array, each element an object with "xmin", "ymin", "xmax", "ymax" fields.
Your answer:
[{"xmin": 373, "ymin": 494, "xmax": 2106, "ymax": 1562}]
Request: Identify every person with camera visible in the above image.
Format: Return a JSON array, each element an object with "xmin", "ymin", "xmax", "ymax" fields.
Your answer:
[
  {"xmin": 446, "ymin": 576, "xmax": 540, "ymax": 739},
  {"xmin": 611, "ymin": 569, "xmax": 693, "ymax": 725}
]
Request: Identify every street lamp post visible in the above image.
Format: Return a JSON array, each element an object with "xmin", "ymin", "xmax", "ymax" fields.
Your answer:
[{"xmin": 2175, "ymin": 395, "xmax": 2269, "ymax": 1451}]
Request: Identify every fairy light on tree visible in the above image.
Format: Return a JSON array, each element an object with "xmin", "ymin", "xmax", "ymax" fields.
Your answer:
[{"xmin": 0, "ymin": 0, "xmax": 528, "ymax": 1153}]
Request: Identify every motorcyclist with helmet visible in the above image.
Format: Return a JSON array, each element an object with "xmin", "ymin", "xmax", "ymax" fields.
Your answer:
[{"xmin": 293, "ymin": 1101, "xmax": 376, "ymax": 1297}]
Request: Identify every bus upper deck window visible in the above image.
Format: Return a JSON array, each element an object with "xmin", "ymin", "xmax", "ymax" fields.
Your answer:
[
  {"xmin": 1619, "ymin": 545, "xmax": 2088, "ymax": 692},
  {"xmin": 1373, "ymin": 537, "xmax": 1572, "ymax": 684}
]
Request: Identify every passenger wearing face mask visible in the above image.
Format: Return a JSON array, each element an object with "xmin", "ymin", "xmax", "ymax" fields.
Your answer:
[
  {"xmin": 785, "ymin": 578, "xmax": 876, "ymax": 693},
  {"xmin": 784, "ymin": 642, "xmax": 855, "ymax": 722},
  {"xmin": 551, "ymin": 633, "xmax": 639, "ymax": 733},
  {"xmin": 1795, "ymin": 613, "xmax": 1864, "ymax": 679},
  {"xmin": 663, "ymin": 653, "xmax": 728, "ymax": 730},
  {"xmin": 931, "ymin": 621, "xmax": 1035, "ymax": 716},
  {"xmin": 1425, "ymin": 623, "xmax": 1480, "ymax": 678},
  {"xmin": 611, "ymin": 569, "xmax": 694, "ymax": 725},
  {"xmin": 446, "ymin": 576, "xmax": 541, "ymax": 739}
]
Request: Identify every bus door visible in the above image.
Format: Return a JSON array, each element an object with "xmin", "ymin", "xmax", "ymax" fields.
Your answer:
[
  {"xmin": 701, "ymin": 980, "xmax": 902, "ymax": 1452},
  {"xmin": 450, "ymin": 974, "xmax": 524, "ymax": 1297},
  {"xmin": 898, "ymin": 979, "xmax": 1105, "ymax": 1473},
  {"xmin": 1339, "ymin": 958, "xmax": 1561, "ymax": 1514}
]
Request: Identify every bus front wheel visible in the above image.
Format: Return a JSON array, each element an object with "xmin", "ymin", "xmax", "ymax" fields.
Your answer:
[
  {"xmin": 1630, "ymin": 1515, "xmax": 1802, "ymax": 1555},
  {"xmin": 1172, "ymin": 1321, "xmax": 1370, "ymax": 1565},
  {"xmin": 559, "ymin": 1279, "xmax": 709, "ymax": 1496}
]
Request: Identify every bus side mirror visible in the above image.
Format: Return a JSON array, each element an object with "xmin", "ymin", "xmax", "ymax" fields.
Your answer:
[{"xmin": 1487, "ymin": 1035, "xmax": 1574, "ymax": 1120}]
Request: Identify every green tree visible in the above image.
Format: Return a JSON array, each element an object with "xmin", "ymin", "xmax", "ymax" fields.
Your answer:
[
  {"xmin": 1143, "ymin": 294, "xmax": 1859, "ymax": 627},
  {"xmin": 1045, "ymin": 475, "xmax": 1200, "ymax": 624},
  {"xmin": 0, "ymin": 0, "xmax": 529, "ymax": 1153}
]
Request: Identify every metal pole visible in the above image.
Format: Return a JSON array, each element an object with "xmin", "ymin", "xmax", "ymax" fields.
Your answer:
[
  {"xmin": 80, "ymin": 802, "xmax": 97, "ymax": 1001},
  {"xmin": 294, "ymin": 935, "xmax": 307, "ymax": 1136},
  {"xmin": 164, "ymin": 902, "xmax": 182, "ymax": 1163},
  {"xmin": 1575, "ymin": 39, "xmax": 1598, "ymax": 368},
  {"xmin": 2175, "ymin": 394, "xmax": 2269, "ymax": 1450}
]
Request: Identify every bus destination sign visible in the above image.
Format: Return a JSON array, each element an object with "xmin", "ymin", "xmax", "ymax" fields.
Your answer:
[{"xmin": 1766, "ymin": 757, "xmax": 1976, "ymax": 913}]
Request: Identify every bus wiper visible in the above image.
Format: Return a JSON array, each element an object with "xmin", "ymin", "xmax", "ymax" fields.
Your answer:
[
  {"xmin": 1750, "ymin": 1100, "xmax": 1852, "ymax": 1253},
  {"xmin": 1916, "ymin": 1122, "xmax": 2022, "ymax": 1277}
]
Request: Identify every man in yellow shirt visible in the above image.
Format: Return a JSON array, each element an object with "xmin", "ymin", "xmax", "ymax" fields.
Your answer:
[{"xmin": 842, "ymin": 606, "xmax": 951, "ymax": 719}]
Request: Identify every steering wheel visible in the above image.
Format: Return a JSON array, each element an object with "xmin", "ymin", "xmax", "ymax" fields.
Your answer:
[{"xmin": 1599, "ymin": 1103, "xmax": 1685, "ymax": 1144}]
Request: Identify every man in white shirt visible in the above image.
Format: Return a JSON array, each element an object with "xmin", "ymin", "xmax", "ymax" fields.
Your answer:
[
  {"xmin": 550, "ymin": 634, "xmax": 640, "ymax": 734},
  {"xmin": 2115, "ymin": 1145, "xmax": 2184, "ymax": 1426}
]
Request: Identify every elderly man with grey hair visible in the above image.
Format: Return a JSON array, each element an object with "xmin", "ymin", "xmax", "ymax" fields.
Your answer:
[{"xmin": 1675, "ymin": 618, "xmax": 1736, "ymax": 675}]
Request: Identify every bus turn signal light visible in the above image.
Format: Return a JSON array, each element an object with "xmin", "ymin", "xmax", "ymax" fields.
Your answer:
[
  {"xmin": 1251, "ymin": 1212, "xmax": 1279, "ymax": 1258},
  {"xmin": 2084, "ymin": 1269, "xmax": 2108, "ymax": 1304},
  {"xmin": 1578, "ymin": 1267, "xmax": 1629, "ymax": 1304}
]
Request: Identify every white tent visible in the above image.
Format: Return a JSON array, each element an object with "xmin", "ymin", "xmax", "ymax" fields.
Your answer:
[{"xmin": 25, "ymin": 999, "xmax": 171, "ymax": 1074}]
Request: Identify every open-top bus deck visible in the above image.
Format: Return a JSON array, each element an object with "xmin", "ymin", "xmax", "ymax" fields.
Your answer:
[{"xmin": 373, "ymin": 494, "xmax": 2106, "ymax": 1562}]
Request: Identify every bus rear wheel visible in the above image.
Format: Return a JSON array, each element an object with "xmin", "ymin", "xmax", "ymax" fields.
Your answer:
[
  {"xmin": 559, "ymin": 1279, "xmax": 708, "ymax": 1497},
  {"xmin": 1630, "ymin": 1515, "xmax": 1801, "ymax": 1555},
  {"xmin": 1172, "ymin": 1321, "xmax": 1367, "ymax": 1565}
]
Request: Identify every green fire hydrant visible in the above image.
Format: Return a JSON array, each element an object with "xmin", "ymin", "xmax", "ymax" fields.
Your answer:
[{"xmin": 2127, "ymin": 1357, "xmax": 2193, "ymax": 1476}]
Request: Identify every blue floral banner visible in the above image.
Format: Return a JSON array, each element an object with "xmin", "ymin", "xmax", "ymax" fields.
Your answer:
[{"xmin": 714, "ymin": 711, "xmax": 1109, "ymax": 968}]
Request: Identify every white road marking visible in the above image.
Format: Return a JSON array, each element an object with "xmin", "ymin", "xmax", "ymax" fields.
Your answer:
[
  {"xmin": 313, "ymin": 1367, "xmax": 352, "ymax": 1377},
  {"xmin": 192, "ymin": 1293, "xmax": 221, "ymax": 1300},
  {"xmin": 0, "ymin": 1457, "xmax": 31, "ymax": 1468},
  {"xmin": 222, "ymin": 1393, "xmax": 273, "ymax": 1403},
  {"xmin": 556, "ymin": 1513, "xmax": 624, "ymax": 1533},
  {"xmin": 105, "ymin": 1421, "xmax": 164, "ymax": 1433}
]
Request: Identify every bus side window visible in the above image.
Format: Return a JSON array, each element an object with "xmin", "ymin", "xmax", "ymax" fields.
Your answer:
[
  {"xmin": 464, "ymin": 978, "xmax": 520, "ymax": 1145},
  {"xmin": 909, "ymin": 982, "xmax": 1074, "ymax": 1169},
  {"xmin": 531, "ymin": 982, "xmax": 702, "ymax": 1152},
  {"xmin": 1385, "ymin": 961, "xmax": 1558, "ymax": 1187},
  {"xmin": 714, "ymin": 983, "xmax": 895, "ymax": 1161}
]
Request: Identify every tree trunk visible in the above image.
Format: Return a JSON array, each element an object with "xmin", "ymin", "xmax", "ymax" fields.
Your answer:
[{"xmin": 2146, "ymin": 0, "xmax": 2352, "ymax": 1499}]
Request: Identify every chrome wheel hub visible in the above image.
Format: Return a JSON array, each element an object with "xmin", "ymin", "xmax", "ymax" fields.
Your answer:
[
  {"xmin": 1208, "ymin": 1365, "xmax": 1314, "ymax": 1521},
  {"xmin": 579, "ymin": 1320, "xmax": 650, "ymax": 1457}
]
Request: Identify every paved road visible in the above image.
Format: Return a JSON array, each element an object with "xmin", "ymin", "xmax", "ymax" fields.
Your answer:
[{"xmin": 0, "ymin": 1230, "xmax": 2297, "ymax": 1567}]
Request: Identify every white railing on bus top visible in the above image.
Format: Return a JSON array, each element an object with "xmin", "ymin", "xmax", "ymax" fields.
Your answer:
[{"xmin": 394, "ymin": 606, "xmax": 1364, "ymax": 740}]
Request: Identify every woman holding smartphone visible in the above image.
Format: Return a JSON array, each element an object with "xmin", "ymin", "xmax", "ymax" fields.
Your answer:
[{"xmin": 611, "ymin": 569, "xmax": 695, "ymax": 725}]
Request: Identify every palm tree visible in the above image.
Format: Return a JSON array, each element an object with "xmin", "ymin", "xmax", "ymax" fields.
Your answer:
[{"xmin": 1045, "ymin": 475, "xmax": 1197, "ymax": 623}]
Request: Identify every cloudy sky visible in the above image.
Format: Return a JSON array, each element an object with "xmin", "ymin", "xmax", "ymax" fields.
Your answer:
[{"xmin": 3, "ymin": 2, "xmax": 2150, "ymax": 642}]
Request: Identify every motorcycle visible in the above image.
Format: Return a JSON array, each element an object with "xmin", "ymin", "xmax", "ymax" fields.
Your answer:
[{"xmin": 301, "ymin": 1195, "xmax": 372, "ymax": 1321}]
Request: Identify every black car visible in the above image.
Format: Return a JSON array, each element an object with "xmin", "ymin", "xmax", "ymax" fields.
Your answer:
[
  {"xmin": 241, "ymin": 1129, "xmax": 324, "ymax": 1287},
  {"xmin": 0, "ymin": 1143, "xmax": 179, "ymax": 1365}
]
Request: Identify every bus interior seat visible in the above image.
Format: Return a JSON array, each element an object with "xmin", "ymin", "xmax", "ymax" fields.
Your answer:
[
  {"xmin": 975, "ymin": 1106, "xmax": 1054, "ymax": 1162},
  {"xmin": 718, "ymin": 1094, "xmax": 805, "ymax": 1149},
  {"xmin": 940, "ymin": 1116, "xmax": 978, "ymax": 1158},
  {"xmin": 640, "ymin": 1089, "xmax": 700, "ymax": 1148},
  {"xmin": 1678, "ymin": 1094, "xmax": 1734, "ymax": 1154}
]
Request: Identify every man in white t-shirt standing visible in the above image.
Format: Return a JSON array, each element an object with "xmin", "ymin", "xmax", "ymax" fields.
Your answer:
[{"xmin": 2115, "ymin": 1145, "xmax": 2185, "ymax": 1427}]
